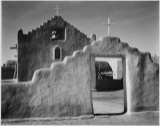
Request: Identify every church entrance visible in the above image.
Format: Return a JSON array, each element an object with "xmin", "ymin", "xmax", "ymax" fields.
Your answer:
[{"xmin": 92, "ymin": 57, "xmax": 127, "ymax": 115}]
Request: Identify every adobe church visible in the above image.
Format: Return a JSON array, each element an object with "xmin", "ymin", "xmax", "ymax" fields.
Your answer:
[
  {"xmin": 2, "ymin": 12, "xmax": 158, "ymax": 118},
  {"xmin": 18, "ymin": 16, "xmax": 95, "ymax": 82}
]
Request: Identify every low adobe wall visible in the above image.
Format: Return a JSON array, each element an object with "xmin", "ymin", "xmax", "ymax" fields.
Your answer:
[
  {"xmin": 2, "ymin": 51, "xmax": 94, "ymax": 119},
  {"xmin": 83, "ymin": 37, "xmax": 159, "ymax": 112},
  {"xmin": 1, "ymin": 66, "xmax": 15, "ymax": 79},
  {"xmin": 2, "ymin": 37, "xmax": 159, "ymax": 119}
]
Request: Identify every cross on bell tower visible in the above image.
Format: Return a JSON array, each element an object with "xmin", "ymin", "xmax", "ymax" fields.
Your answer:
[
  {"xmin": 10, "ymin": 44, "xmax": 17, "ymax": 57},
  {"xmin": 103, "ymin": 18, "xmax": 115, "ymax": 36},
  {"xmin": 10, "ymin": 44, "xmax": 18, "ymax": 79},
  {"xmin": 53, "ymin": 5, "xmax": 60, "ymax": 16}
]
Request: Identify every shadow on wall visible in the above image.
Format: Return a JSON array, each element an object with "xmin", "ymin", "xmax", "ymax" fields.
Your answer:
[{"xmin": 96, "ymin": 79, "xmax": 123, "ymax": 91}]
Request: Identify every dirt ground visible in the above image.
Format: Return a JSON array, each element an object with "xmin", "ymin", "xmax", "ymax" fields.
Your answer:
[
  {"xmin": 2, "ymin": 112, "xmax": 159, "ymax": 125},
  {"xmin": 1, "ymin": 90, "xmax": 159, "ymax": 125},
  {"xmin": 92, "ymin": 90, "xmax": 124, "ymax": 114}
]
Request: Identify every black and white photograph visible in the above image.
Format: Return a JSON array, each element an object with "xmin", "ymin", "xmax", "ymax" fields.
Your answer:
[{"xmin": 1, "ymin": 1, "xmax": 159, "ymax": 125}]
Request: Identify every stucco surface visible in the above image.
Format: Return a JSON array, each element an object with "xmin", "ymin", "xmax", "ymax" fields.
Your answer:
[
  {"xmin": 2, "ymin": 51, "xmax": 93, "ymax": 119},
  {"xmin": 84, "ymin": 37, "xmax": 159, "ymax": 112},
  {"xmin": 18, "ymin": 16, "xmax": 91, "ymax": 82},
  {"xmin": 2, "ymin": 37, "xmax": 159, "ymax": 119}
]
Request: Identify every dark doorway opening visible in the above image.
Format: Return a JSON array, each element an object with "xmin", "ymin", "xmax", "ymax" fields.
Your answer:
[
  {"xmin": 55, "ymin": 47, "xmax": 61, "ymax": 59},
  {"xmin": 92, "ymin": 57, "xmax": 126, "ymax": 115}
]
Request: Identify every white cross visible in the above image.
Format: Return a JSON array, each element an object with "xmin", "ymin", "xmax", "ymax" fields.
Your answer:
[
  {"xmin": 103, "ymin": 18, "xmax": 115, "ymax": 36},
  {"xmin": 53, "ymin": 5, "xmax": 60, "ymax": 16}
]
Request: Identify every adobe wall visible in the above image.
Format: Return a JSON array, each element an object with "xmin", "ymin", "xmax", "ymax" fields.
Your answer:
[
  {"xmin": 1, "ymin": 66, "xmax": 15, "ymax": 79},
  {"xmin": 18, "ymin": 16, "xmax": 91, "ymax": 82},
  {"xmin": 2, "ymin": 37, "xmax": 158, "ymax": 119},
  {"xmin": 2, "ymin": 51, "xmax": 94, "ymax": 119},
  {"xmin": 84, "ymin": 37, "xmax": 159, "ymax": 112}
]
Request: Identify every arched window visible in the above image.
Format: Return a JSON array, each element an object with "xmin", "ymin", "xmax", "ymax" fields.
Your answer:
[
  {"xmin": 53, "ymin": 45, "xmax": 62, "ymax": 61},
  {"xmin": 55, "ymin": 47, "xmax": 60, "ymax": 59}
]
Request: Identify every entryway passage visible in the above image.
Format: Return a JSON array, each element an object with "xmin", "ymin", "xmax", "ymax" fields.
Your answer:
[
  {"xmin": 92, "ymin": 90, "xmax": 124, "ymax": 114},
  {"xmin": 92, "ymin": 57, "xmax": 125, "ymax": 115}
]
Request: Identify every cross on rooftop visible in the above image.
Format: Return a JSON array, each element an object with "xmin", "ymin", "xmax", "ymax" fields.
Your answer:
[
  {"xmin": 53, "ymin": 5, "xmax": 60, "ymax": 16},
  {"xmin": 103, "ymin": 18, "xmax": 115, "ymax": 36},
  {"xmin": 10, "ymin": 44, "xmax": 17, "ymax": 50},
  {"xmin": 10, "ymin": 44, "xmax": 17, "ymax": 57}
]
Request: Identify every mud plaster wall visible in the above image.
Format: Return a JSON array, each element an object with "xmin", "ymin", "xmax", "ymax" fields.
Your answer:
[
  {"xmin": 2, "ymin": 37, "xmax": 159, "ymax": 119},
  {"xmin": 83, "ymin": 37, "xmax": 159, "ymax": 113},
  {"xmin": 2, "ymin": 51, "xmax": 93, "ymax": 119},
  {"xmin": 18, "ymin": 16, "xmax": 91, "ymax": 82}
]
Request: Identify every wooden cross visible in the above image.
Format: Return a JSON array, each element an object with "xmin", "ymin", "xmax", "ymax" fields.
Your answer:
[
  {"xmin": 10, "ymin": 44, "xmax": 17, "ymax": 57},
  {"xmin": 10, "ymin": 44, "xmax": 17, "ymax": 50},
  {"xmin": 103, "ymin": 18, "xmax": 115, "ymax": 36},
  {"xmin": 53, "ymin": 5, "xmax": 60, "ymax": 16}
]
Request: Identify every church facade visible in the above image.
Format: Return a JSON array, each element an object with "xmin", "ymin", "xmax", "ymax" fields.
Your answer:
[
  {"xmin": 18, "ymin": 16, "xmax": 93, "ymax": 82},
  {"xmin": 2, "ymin": 14, "xmax": 158, "ymax": 119}
]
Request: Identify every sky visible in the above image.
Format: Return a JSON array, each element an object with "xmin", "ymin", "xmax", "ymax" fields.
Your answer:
[{"xmin": 1, "ymin": 1, "xmax": 159, "ymax": 64}]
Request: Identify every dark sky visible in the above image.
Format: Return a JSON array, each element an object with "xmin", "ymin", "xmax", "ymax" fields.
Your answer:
[{"xmin": 2, "ymin": 1, "xmax": 159, "ymax": 64}]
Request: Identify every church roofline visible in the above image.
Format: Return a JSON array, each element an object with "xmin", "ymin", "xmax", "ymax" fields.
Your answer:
[{"xmin": 19, "ymin": 16, "xmax": 89, "ymax": 39}]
